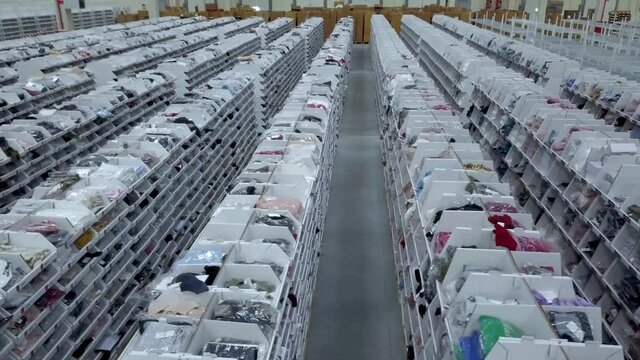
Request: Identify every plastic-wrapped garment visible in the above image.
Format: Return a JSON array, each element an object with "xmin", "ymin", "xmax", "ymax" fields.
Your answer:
[
  {"xmin": 455, "ymin": 331, "xmax": 483, "ymax": 360},
  {"xmin": 532, "ymin": 290, "xmax": 592, "ymax": 307},
  {"xmin": 465, "ymin": 182, "xmax": 503, "ymax": 196},
  {"xmin": 175, "ymin": 246, "xmax": 225, "ymax": 266},
  {"xmin": 256, "ymin": 197, "xmax": 303, "ymax": 219},
  {"xmin": 236, "ymin": 260, "xmax": 284, "ymax": 277},
  {"xmin": 254, "ymin": 214, "xmax": 296, "ymax": 236},
  {"xmin": 25, "ymin": 220, "xmax": 68, "ymax": 245},
  {"xmin": 76, "ymin": 155, "xmax": 109, "ymax": 168},
  {"xmin": 547, "ymin": 311, "xmax": 594, "ymax": 343},
  {"xmin": 425, "ymin": 246, "xmax": 457, "ymax": 302},
  {"xmin": 256, "ymin": 238, "xmax": 292, "ymax": 256},
  {"xmin": 133, "ymin": 321, "xmax": 195, "ymax": 353},
  {"xmin": 41, "ymin": 172, "xmax": 81, "ymax": 199},
  {"xmin": 485, "ymin": 202, "xmax": 518, "ymax": 213},
  {"xmin": 65, "ymin": 186, "xmax": 122, "ymax": 211},
  {"xmin": 90, "ymin": 164, "xmax": 139, "ymax": 187},
  {"xmin": 232, "ymin": 185, "xmax": 259, "ymax": 195},
  {"xmin": 479, "ymin": 315, "xmax": 523, "ymax": 356},
  {"xmin": 434, "ymin": 232, "xmax": 452, "ymax": 254},
  {"xmin": 227, "ymin": 177, "xmax": 262, "ymax": 192},
  {"xmin": 141, "ymin": 134, "xmax": 179, "ymax": 151},
  {"xmin": 203, "ymin": 342, "xmax": 259, "ymax": 360},
  {"xmin": 522, "ymin": 264, "xmax": 554, "ymax": 275},
  {"xmin": 213, "ymin": 299, "xmax": 275, "ymax": 326},
  {"xmin": 493, "ymin": 223, "xmax": 556, "ymax": 252},
  {"xmin": 224, "ymin": 278, "xmax": 276, "ymax": 293},
  {"xmin": 256, "ymin": 149, "xmax": 285, "ymax": 155}
]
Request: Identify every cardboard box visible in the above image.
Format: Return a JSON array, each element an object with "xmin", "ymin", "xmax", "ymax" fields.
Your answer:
[
  {"xmin": 115, "ymin": 14, "xmax": 128, "ymax": 23},
  {"xmin": 352, "ymin": 10, "xmax": 365, "ymax": 43},
  {"xmin": 284, "ymin": 11, "xmax": 297, "ymax": 24},
  {"xmin": 296, "ymin": 11, "xmax": 309, "ymax": 25},
  {"xmin": 363, "ymin": 10, "xmax": 373, "ymax": 43},
  {"xmin": 270, "ymin": 11, "xmax": 285, "ymax": 20},
  {"xmin": 137, "ymin": 10, "xmax": 149, "ymax": 19},
  {"xmin": 389, "ymin": 12, "xmax": 402, "ymax": 33}
]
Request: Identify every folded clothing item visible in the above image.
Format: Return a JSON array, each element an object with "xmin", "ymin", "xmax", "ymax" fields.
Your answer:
[
  {"xmin": 256, "ymin": 196, "xmax": 303, "ymax": 219},
  {"xmin": 224, "ymin": 278, "xmax": 276, "ymax": 293},
  {"xmin": 204, "ymin": 341, "xmax": 259, "ymax": 360},
  {"xmin": 547, "ymin": 311, "xmax": 594, "ymax": 343},
  {"xmin": 134, "ymin": 321, "xmax": 195, "ymax": 353},
  {"xmin": 434, "ymin": 231, "xmax": 452, "ymax": 254},
  {"xmin": 254, "ymin": 214, "xmax": 296, "ymax": 238},
  {"xmin": 493, "ymin": 223, "xmax": 556, "ymax": 252},
  {"xmin": 213, "ymin": 299, "xmax": 275, "ymax": 325},
  {"xmin": 254, "ymin": 238, "xmax": 292, "ymax": 256},
  {"xmin": 485, "ymin": 202, "xmax": 518, "ymax": 213},
  {"xmin": 255, "ymin": 149, "xmax": 285, "ymax": 155},
  {"xmin": 479, "ymin": 315, "xmax": 523, "ymax": 356}
]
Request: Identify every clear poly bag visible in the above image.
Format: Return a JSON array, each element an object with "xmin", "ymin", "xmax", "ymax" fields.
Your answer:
[
  {"xmin": 90, "ymin": 164, "xmax": 139, "ymax": 187},
  {"xmin": 133, "ymin": 321, "xmax": 195, "ymax": 353},
  {"xmin": 256, "ymin": 196, "xmax": 303, "ymax": 219},
  {"xmin": 479, "ymin": 315, "xmax": 523, "ymax": 356},
  {"xmin": 174, "ymin": 246, "xmax": 225, "ymax": 265},
  {"xmin": 64, "ymin": 187, "xmax": 110, "ymax": 211},
  {"xmin": 547, "ymin": 311, "xmax": 594, "ymax": 343}
]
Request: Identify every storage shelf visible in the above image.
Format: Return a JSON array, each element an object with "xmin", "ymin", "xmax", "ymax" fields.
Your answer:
[
  {"xmin": 116, "ymin": 17, "xmax": 353, "ymax": 360},
  {"xmin": 0, "ymin": 17, "xmax": 324, "ymax": 360},
  {"xmin": 0, "ymin": 17, "xmax": 202, "ymax": 67},
  {"xmin": 85, "ymin": 17, "xmax": 264, "ymax": 86},
  {"xmin": 383, "ymin": 14, "xmax": 627, "ymax": 360},
  {"xmin": 415, "ymin": 14, "xmax": 638, "ymax": 360}
]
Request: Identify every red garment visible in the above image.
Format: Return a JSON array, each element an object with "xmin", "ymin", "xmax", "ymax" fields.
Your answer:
[
  {"xmin": 488, "ymin": 214, "xmax": 523, "ymax": 229},
  {"xmin": 493, "ymin": 223, "xmax": 556, "ymax": 252},
  {"xmin": 493, "ymin": 223, "xmax": 518, "ymax": 250}
]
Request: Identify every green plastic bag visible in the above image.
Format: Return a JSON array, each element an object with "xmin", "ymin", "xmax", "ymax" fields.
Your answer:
[{"xmin": 478, "ymin": 315, "xmax": 523, "ymax": 356}]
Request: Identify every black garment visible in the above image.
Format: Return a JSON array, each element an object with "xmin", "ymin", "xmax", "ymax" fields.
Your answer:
[{"xmin": 287, "ymin": 293, "xmax": 298, "ymax": 308}]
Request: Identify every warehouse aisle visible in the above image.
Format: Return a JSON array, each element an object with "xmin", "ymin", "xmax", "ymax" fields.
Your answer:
[{"xmin": 304, "ymin": 45, "xmax": 404, "ymax": 359}]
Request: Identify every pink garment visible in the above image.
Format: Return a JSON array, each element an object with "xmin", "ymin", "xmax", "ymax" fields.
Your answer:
[
  {"xmin": 551, "ymin": 126, "xmax": 593, "ymax": 152},
  {"xmin": 432, "ymin": 104, "xmax": 450, "ymax": 110},
  {"xmin": 434, "ymin": 231, "xmax": 452, "ymax": 254},
  {"xmin": 256, "ymin": 149, "xmax": 285, "ymax": 155},
  {"xmin": 485, "ymin": 202, "xmax": 518, "ymax": 213},
  {"xmin": 256, "ymin": 197, "xmax": 304, "ymax": 219},
  {"xmin": 514, "ymin": 235, "xmax": 557, "ymax": 252}
]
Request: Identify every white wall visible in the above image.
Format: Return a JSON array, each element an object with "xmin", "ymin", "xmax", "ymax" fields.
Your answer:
[
  {"xmin": 523, "ymin": 0, "xmax": 546, "ymax": 21},
  {"xmin": 86, "ymin": 0, "xmax": 160, "ymax": 17},
  {"xmin": 0, "ymin": 0, "xmax": 54, "ymax": 8}
]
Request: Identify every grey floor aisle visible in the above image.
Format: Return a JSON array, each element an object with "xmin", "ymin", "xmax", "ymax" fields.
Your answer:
[{"xmin": 304, "ymin": 45, "xmax": 404, "ymax": 360}]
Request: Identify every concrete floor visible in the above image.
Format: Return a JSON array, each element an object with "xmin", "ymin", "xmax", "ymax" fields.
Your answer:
[{"xmin": 304, "ymin": 45, "xmax": 405, "ymax": 360}]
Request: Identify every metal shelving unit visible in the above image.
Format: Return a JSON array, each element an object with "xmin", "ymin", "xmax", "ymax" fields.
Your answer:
[
  {"xmin": 0, "ymin": 17, "xmax": 297, "ymax": 217},
  {"xmin": 403, "ymin": 14, "xmax": 638, "ymax": 359},
  {"xmin": 0, "ymin": 17, "xmax": 195, "ymax": 66},
  {"xmin": 85, "ymin": 17, "xmax": 264, "ymax": 86},
  {"xmin": 70, "ymin": 7, "xmax": 115, "ymax": 30},
  {"xmin": 14, "ymin": 17, "xmax": 236, "ymax": 79},
  {"xmin": 434, "ymin": 16, "xmax": 640, "ymax": 129},
  {"xmin": 232, "ymin": 18, "xmax": 323, "ymax": 132},
  {"xmin": 117, "ymin": 17, "xmax": 354, "ymax": 360},
  {"xmin": 0, "ymin": 8, "xmax": 57, "ymax": 41},
  {"xmin": 0, "ymin": 17, "xmax": 323, "ymax": 359}
]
